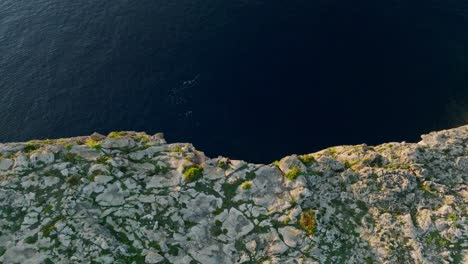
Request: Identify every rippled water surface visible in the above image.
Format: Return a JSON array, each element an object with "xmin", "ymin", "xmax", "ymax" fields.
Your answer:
[{"xmin": 1, "ymin": 0, "xmax": 467, "ymax": 162}]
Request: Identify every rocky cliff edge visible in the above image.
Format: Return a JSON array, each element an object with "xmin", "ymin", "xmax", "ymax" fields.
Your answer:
[{"xmin": 0, "ymin": 126, "xmax": 467, "ymax": 263}]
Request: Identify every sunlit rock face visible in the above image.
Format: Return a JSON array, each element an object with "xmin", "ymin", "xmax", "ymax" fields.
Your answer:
[{"xmin": 0, "ymin": 126, "xmax": 466, "ymax": 263}]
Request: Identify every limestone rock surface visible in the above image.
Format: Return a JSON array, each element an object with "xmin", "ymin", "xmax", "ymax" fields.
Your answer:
[{"xmin": 0, "ymin": 127, "xmax": 467, "ymax": 263}]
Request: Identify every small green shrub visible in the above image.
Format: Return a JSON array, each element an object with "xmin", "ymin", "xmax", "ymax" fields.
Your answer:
[
  {"xmin": 364, "ymin": 155, "xmax": 384, "ymax": 168},
  {"xmin": 64, "ymin": 144, "xmax": 73, "ymax": 151},
  {"xmin": 211, "ymin": 220, "xmax": 227, "ymax": 236},
  {"xmin": 172, "ymin": 146, "xmax": 183, "ymax": 153},
  {"xmin": 425, "ymin": 230, "xmax": 450, "ymax": 247},
  {"xmin": 344, "ymin": 161, "xmax": 352, "ymax": 169},
  {"xmin": 24, "ymin": 144, "xmax": 40, "ymax": 153},
  {"xmin": 24, "ymin": 234, "xmax": 38, "ymax": 244},
  {"xmin": 289, "ymin": 195, "xmax": 297, "ymax": 207},
  {"xmin": 217, "ymin": 160, "xmax": 230, "ymax": 170},
  {"xmin": 273, "ymin": 160, "xmax": 280, "ymax": 167},
  {"xmin": 168, "ymin": 244, "xmax": 179, "ymax": 256},
  {"xmin": 422, "ymin": 183, "xmax": 431, "ymax": 192},
  {"xmin": 28, "ymin": 139, "xmax": 53, "ymax": 145},
  {"xmin": 245, "ymin": 171, "xmax": 257, "ymax": 180},
  {"xmin": 421, "ymin": 182, "xmax": 435, "ymax": 194},
  {"xmin": 299, "ymin": 155, "xmax": 316, "ymax": 166},
  {"xmin": 183, "ymin": 166, "xmax": 203, "ymax": 182},
  {"xmin": 448, "ymin": 213, "xmax": 458, "ymax": 222},
  {"xmin": 56, "ymin": 138, "xmax": 68, "ymax": 143},
  {"xmin": 327, "ymin": 147, "xmax": 338, "ymax": 154},
  {"xmin": 96, "ymin": 155, "xmax": 111, "ymax": 164},
  {"xmin": 285, "ymin": 166, "xmax": 301, "ymax": 181},
  {"xmin": 41, "ymin": 215, "xmax": 65, "ymax": 237},
  {"xmin": 135, "ymin": 134, "xmax": 150, "ymax": 143},
  {"xmin": 43, "ymin": 205, "xmax": 53, "ymax": 214},
  {"xmin": 184, "ymin": 220, "xmax": 197, "ymax": 229},
  {"xmin": 43, "ymin": 169, "xmax": 62, "ymax": 177},
  {"xmin": 212, "ymin": 207, "xmax": 224, "ymax": 215},
  {"xmin": 221, "ymin": 180, "xmax": 244, "ymax": 204},
  {"xmin": 148, "ymin": 241, "xmax": 161, "ymax": 250},
  {"xmin": 62, "ymin": 153, "xmax": 79, "ymax": 163},
  {"xmin": 108, "ymin": 131, "xmax": 127, "ymax": 138},
  {"xmin": 85, "ymin": 138, "xmax": 101, "ymax": 149},
  {"xmin": 154, "ymin": 164, "xmax": 169, "ymax": 174},
  {"xmin": 88, "ymin": 169, "xmax": 105, "ymax": 181},
  {"xmin": 310, "ymin": 169, "xmax": 324, "ymax": 176},
  {"xmin": 240, "ymin": 181, "xmax": 252, "ymax": 190},
  {"xmin": 66, "ymin": 175, "xmax": 81, "ymax": 186},
  {"xmin": 299, "ymin": 209, "xmax": 317, "ymax": 235}
]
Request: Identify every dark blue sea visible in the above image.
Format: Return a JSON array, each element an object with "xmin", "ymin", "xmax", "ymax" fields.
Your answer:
[{"xmin": 1, "ymin": 0, "xmax": 467, "ymax": 163}]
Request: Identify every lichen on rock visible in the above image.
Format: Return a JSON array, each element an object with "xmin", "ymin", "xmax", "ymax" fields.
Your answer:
[{"xmin": 0, "ymin": 126, "xmax": 467, "ymax": 263}]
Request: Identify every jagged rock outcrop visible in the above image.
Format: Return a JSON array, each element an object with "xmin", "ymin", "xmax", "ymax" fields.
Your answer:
[{"xmin": 0, "ymin": 127, "xmax": 466, "ymax": 264}]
